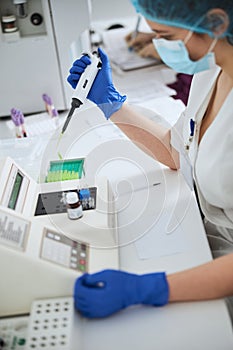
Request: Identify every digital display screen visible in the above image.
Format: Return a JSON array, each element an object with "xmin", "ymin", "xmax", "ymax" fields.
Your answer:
[{"xmin": 8, "ymin": 172, "xmax": 23, "ymax": 210}]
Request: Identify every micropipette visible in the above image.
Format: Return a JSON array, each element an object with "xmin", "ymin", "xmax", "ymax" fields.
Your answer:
[{"xmin": 61, "ymin": 51, "xmax": 102, "ymax": 134}]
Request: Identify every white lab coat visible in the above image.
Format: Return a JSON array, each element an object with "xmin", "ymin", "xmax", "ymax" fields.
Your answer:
[
  {"xmin": 171, "ymin": 65, "xmax": 233, "ymax": 321},
  {"xmin": 171, "ymin": 65, "xmax": 233, "ymax": 231}
]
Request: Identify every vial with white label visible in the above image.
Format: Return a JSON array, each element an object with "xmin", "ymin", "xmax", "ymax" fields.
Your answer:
[{"xmin": 66, "ymin": 192, "xmax": 83, "ymax": 220}]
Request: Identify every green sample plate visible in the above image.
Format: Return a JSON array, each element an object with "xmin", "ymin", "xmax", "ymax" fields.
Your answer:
[{"xmin": 46, "ymin": 158, "xmax": 84, "ymax": 182}]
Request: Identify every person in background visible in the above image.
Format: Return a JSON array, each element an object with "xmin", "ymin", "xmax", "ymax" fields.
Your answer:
[
  {"xmin": 125, "ymin": 30, "xmax": 193, "ymax": 105},
  {"xmin": 126, "ymin": 31, "xmax": 160, "ymax": 59},
  {"xmin": 68, "ymin": 0, "xmax": 233, "ymax": 321}
]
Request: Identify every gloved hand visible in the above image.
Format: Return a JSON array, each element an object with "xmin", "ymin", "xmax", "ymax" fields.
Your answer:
[
  {"xmin": 74, "ymin": 269, "xmax": 169, "ymax": 318},
  {"xmin": 67, "ymin": 48, "xmax": 126, "ymax": 119}
]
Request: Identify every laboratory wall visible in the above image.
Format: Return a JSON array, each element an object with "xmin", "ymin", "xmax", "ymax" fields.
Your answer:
[{"xmin": 90, "ymin": 0, "xmax": 136, "ymax": 21}]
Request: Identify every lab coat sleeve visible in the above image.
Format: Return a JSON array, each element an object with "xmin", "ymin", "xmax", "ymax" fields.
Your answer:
[{"xmin": 170, "ymin": 111, "xmax": 185, "ymax": 154}]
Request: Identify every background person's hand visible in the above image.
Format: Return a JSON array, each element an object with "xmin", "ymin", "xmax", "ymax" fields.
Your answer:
[
  {"xmin": 137, "ymin": 42, "xmax": 161, "ymax": 59},
  {"xmin": 125, "ymin": 31, "xmax": 156, "ymax": 51},
  {"xmin": 125, "ymin": 31, "xmax": 161, "ymax": 59}
]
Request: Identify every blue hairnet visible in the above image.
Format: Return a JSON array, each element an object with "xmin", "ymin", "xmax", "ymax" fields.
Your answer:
[{"xmin": 131, "ymin": 0, "xmax": 233, "ymax": 39}]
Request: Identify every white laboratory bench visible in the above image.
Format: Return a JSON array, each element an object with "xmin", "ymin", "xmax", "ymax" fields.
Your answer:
[{"xmin": 0, "ymin": 103, "xmax": 232, "ymax": 349}]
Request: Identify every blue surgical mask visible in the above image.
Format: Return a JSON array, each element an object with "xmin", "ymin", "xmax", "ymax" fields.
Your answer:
[{"xmin": 153, "ymin": 33, "xmax": 217, "ymax": 75}]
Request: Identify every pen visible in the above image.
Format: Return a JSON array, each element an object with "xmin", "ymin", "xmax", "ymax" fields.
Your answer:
[
  {"xmin": 128, "ymin": 15, "xmax": 141, "ymax": 51},
  {"xmin": 185, "ymin": 119, "xmax": 195, "ymax": 150},
  {"xmin": 131, "ymin": 15, "xmax": 141, "ymax": 40},
  {"xmin": 190, "ymin": 118, "xmax": 195, "ymax": 137}
]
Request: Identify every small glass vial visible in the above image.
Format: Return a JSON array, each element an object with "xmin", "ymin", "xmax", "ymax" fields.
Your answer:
[
  {"xmin": 66, "ymin": 192, "xmax": 83, "ymax": 220},
  {"xmin": 2, "ymin": 15, "xmax": 18, "ymax": 33}
]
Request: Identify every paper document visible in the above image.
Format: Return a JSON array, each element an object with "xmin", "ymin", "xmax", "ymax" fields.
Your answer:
[
  {"xmin": 102, "ymin": 28, "xmax": 162, "ymax": 71},
  {"xmin": 135, "ymin": 210, "xmax": 188, "ymax": 259},
  {"xmin": 113, "ymin": 66, "xmax": 176, "ymax": 104}
]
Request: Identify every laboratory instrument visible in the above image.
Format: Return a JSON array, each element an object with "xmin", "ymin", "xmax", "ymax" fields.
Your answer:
[
  {"xmin": 61, "ymin": 52, "xmax": 102, "ymax": 134},
  {"xmin": 0, "ymin": 297, "xmax": 80, "ymax": 350},
  {"xmin": 0, "ymin": 157, "xmax": 118, "ymax": 317},
  {"xmin": 0, "ymin": 0, "xmax": 92, "ymax": 117},
  {"xmin": 0, "ymin": 315, "xmax": 28, "ymax": 350},
  {"xmin": 67, "ymin": 48, "xmax": 127, "ymax": 120}
]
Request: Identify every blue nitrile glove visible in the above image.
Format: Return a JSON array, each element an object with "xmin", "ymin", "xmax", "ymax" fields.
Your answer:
[
  {"xmin": 74, "ymin": 269, "xmax": 169, "ymax": 318},
  {"xmin": 67, "ymin": 48, "xmax": 126, "ymax": 119}
]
